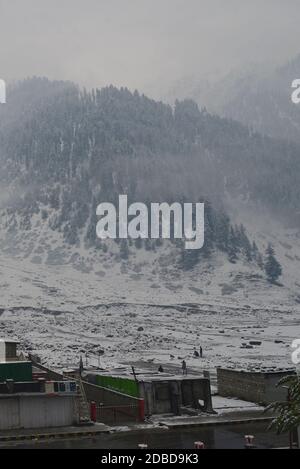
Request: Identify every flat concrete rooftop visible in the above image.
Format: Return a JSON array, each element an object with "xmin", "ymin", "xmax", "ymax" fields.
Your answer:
[
  {"xmin": 0, "ymin": 339, "xmax": 20, "ymax": 344},
  {"xmin": 84, "ymin": 368, "xmax": 208, "ymax": 383}
]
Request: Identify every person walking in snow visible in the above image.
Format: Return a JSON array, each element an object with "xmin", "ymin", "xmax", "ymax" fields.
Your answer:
[{"xmin": 182, "ymin": 360, "xmax": 187, "ymax": 376}]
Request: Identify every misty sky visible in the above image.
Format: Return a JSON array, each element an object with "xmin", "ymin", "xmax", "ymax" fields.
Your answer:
[{"xmin": 0, "ymin": 0, "xmax": 299, "ymax": 95}]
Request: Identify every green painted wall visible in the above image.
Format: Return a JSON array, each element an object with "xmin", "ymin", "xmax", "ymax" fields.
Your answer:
[
  {"xmin": 0, "ymin": 362, "xmax": 33, "ymax": 383},
  {"xmin": 95, "ymin": 375, "xmax": 139, "ymax": 398}
]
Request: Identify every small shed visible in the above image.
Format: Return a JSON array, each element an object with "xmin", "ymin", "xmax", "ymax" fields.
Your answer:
[
  {"xmin": 0, "ymin": 339, "xmax": 19, "ymax": 363},
  {"xmin": 85, "ymin": 369, "xmax": 213, "ymax": 416}
]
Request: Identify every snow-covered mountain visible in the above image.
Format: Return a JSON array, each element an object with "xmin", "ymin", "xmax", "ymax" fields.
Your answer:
[
  {"xmin": 0, "ymin": 77, "xmax": 299, "ymax": 309},
  {"xmin": 0, "ymin": 78, "xmax": 299, "ymax": 372},
  {"xmin": 165, "ymin": 54, "xmax": 300, "ymax": 144}
]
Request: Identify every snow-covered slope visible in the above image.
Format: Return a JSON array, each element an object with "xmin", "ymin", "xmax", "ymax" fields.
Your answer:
[
  {"xmin": 0, "ymin": 252, "xmax": 298, "ymax": 376},
  {"xmin": 0, "ymin": 212, "xmax": 299, "ymax": 376},
  {"xmin": 0, "ymin": 78, "xmax": 299, "ymax": 375}
]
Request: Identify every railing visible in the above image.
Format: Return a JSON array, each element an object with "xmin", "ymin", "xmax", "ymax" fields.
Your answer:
[{"xmin": 94, "ymin": 403, "xmax": 142, "ymax": 426}]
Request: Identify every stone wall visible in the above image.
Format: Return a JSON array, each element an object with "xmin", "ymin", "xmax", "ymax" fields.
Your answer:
[{"xmin": 217, "ymin": 368, "xmax": 293, "ymax": 404}]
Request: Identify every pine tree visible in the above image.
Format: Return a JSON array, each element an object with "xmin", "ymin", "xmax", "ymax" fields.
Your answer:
[
  {"xmin": 181, "ymin": 244, "xmax": 200, "ymax": 270},
  {"xmin": 264, "ymin": 244, "xmax": 282, "ymax": 283},
  {"xmin": 145, "ymin": 239, "xmax": 152, "ymax": 251},
  {"xmin": 237, "ymin": 224, "xmax": 252, "ymax": 261},
  {"xmin": 257, "ymin": 252, "xmax": 264, "ymax": 270},
  {"xmin": 120, "ymin": 239, "xmax": 129, "ymax": 260},
  {"xmin": 227, "ymin": 227, "xmax": 238, "ymax": 263},
  {"xmin": 135, "ymin": 238, "xmax": 143, "ymax": 249}
]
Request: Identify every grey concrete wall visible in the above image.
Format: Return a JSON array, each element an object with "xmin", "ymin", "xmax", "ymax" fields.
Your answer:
[
  {"xmin": 83, "ymin": 380, "xmax": 140, "ymax": 406},
  {"xmin": 139, "ymin": 378, "xmax": 213, "ymax": 415},
  {"xmin": 139, "ymin": 381, "xmax": 155, "ymax": 415},
  {"xmin": 0, "ymin": 395, "xmax": 76, "ymax": 430},
  {"xmin": 217, "ymin": 368, "xmax": 292, "ymax": 404},
  {"xmin": 83, "ymin": 381, "xmax": 142, "ymax": 425},
  {"xmin": 181, "ymin": 378, "xmax": 213, "ymax": 411}
]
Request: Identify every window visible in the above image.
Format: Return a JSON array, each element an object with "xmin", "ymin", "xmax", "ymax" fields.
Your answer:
[{"xmin": 6, "ymin": 343, "xmax": 17, "ymax": 360}]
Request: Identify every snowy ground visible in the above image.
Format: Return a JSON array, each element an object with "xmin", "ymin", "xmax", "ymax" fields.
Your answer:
[
  {"xmin": 0, "ymin": 210, "xmax": 299, "ymax": 378},
  {"xmin": 0, "ymin": 274, "xmax": 298, "ymax": 379},
  {"xmin": 212, "ymin": 396, "xmax": 264, "ymax": 415}
]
